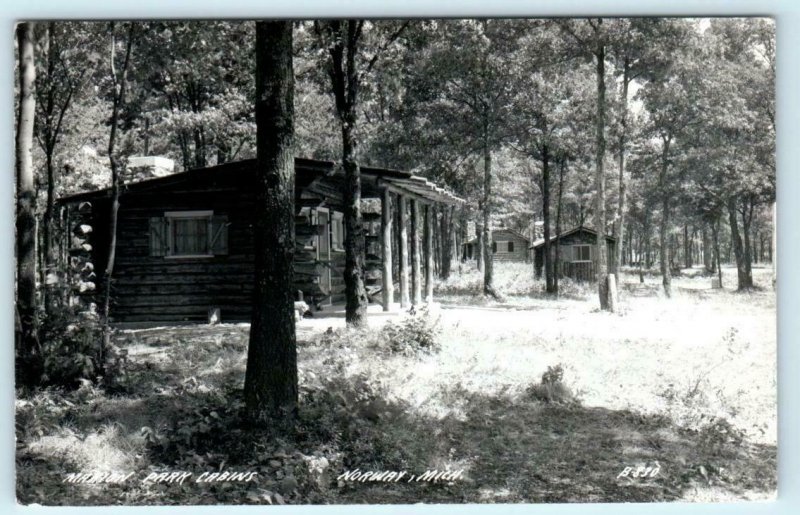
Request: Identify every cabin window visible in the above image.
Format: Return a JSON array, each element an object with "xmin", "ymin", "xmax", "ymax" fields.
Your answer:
[
  {"xmin": 149, "ymin": 211, "xmax": 228, "ymax": 258},
  {"xmin": 331, "ymin": 212, "xmax": 345, "ymax": 251},
  {"xmin": 572, "ymin": 244, "xmax": 592, "ymax": 262},
  {"xmin": 493, "ymin": 241, "xmax": 514, "ymax": 253}
]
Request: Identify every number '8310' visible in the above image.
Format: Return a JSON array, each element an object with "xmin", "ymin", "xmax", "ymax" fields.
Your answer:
[{"xmin": 617, "ymin": 464, "xmax": 660, "ymax": 479}]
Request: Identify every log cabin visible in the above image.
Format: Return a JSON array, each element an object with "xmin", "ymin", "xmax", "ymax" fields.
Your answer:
[
  {"xmin": 58, "ymin": 157, "xmax": 462, "ymax": 324},
  {"xmin": 530, "ymin": 226, "xmax": 617, "ymax": 282},
  {"xmin": 462, "ymin": 229, "xmax": 530, "ymax": 263}
]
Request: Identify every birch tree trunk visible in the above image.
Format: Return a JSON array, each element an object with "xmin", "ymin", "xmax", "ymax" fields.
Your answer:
[{"xmin": 15, "ymin": 21, "xmax": 43, "ymax": 387}]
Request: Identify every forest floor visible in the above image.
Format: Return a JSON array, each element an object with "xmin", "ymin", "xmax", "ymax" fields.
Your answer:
[{"xmin": 15, "ymin": 263, "xmax": 777, "ymax": 505}]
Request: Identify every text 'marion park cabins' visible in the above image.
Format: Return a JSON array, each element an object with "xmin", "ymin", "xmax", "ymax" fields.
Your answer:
[{"xmin": 57, "ymin": 157, "xmax": 463, "ymax": 324}]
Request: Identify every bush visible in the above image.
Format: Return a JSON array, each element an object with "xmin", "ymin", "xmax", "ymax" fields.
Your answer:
[
  {"xmin": 312, "ymin": 308, "xmax": 441, "ymax": 356},
  {"xmin": 526, "ymin": 364, "xmax": 576, "ymax": 405},
  {"xmin": 378, "ymin": 307, "xmax": 441, "ymax": 355},
  {"xmin": 39, "ymin": 303, "xmax": 128, "ymax": 389}
]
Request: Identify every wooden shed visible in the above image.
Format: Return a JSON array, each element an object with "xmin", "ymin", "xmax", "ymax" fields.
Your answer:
[
  {"xmin": 530, "ymin": 226, "xmax": 616, "ymax": 282},
  {"xmin": 462, "ymin": 229, "xmax": 530, "ymax": 263},
  {"xmin": 58, "ymin": 157, "xmax": 462, "ymax": 324}
]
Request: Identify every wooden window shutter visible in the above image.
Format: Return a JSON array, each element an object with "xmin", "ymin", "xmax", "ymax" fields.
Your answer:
[
  {"xmin": 210, "ymin": 215, "xmax": 229, "ymax": 255},
  {"xmin": 149, "ymin": 217, "xmax": 168, "ymax": 257}
]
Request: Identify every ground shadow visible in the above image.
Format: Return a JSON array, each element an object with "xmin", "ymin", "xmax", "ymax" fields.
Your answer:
[{"xmin": 17, "ymin": 331, "xmax": 776, "ymax": 506}]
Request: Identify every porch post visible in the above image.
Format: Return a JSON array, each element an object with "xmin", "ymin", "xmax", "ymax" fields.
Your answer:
[
  {"xmin": 411, "ymin": 199, "xmax": 423, "ymax": 305},
  {"xmin": 425, "ymin": 203, "xmax": 434, "ymax": 302},
  {"xmin": 381, "ymin": 189, "xmax": 394, "ymax": 311},
  {"xmin": 398, "ymin": 194, "xmax": 410, "ymax": 307}
]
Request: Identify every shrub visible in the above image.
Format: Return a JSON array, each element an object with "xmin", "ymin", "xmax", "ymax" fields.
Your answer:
[
  {"xmin": 526, "ymin": 364, "xmax": 577, "ymax": 405},
  {"xmin": 378, "ymin": 308, "xmax": 441, "ymax": 355},
  {"xmin": 39, "ymin": 303, "xmax": 128, "ymax": 389}
]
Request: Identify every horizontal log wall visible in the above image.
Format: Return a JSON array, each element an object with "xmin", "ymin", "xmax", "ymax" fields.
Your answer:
[
  {"xmin": 108, "ymin": 188, "xmax": 257, "ymax": 323},
  {"xmin": 92, "ymin": 176, "xmax": 348, "ymax": 323},
  {"xmin": 74, "ymin": 165, "xmax": 446, "ymax": 323},
  {"xmin": 491, "ymin": 230, "xmax": 530, "ymax": 262}
]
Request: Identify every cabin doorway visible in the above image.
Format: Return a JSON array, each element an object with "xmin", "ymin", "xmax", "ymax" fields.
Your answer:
[{"xmin": 315, "ymin": 208, "xmax": 332, "ymax": 305}]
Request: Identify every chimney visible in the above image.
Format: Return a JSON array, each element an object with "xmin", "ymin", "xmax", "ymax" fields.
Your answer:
[{"xmin": 126, "ymin": 156, "xmax": 175, "ymax": 182}]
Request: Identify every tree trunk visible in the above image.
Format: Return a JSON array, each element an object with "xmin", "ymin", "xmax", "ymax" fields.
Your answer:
[
  {"xmin": 425, "ymin": 204, "xmax": 434, "ymax": 302},
  {"xmin": 658, "ymin": 140, "xmax": 672, "ymax": 298},
  {"xmin": 410, "ymin": 199, "xmax": 422, "ymax": 305},
  {"xmin": 441, "ymin": 205, "xmax": 452, "ymax": 279},
  {"xmin": 703, "ymin": 223, "xmax": 713, "ymax": 272},
  {"xmin": 41, "ymin": 152, "xmax": 56, "ymax": 311},
  {"xmin": 482, "ymin": 124, "xmax": 495, "ymax": 297},
  {"xmin": 683, "ymin": 224, "xmax": 690, "ymax": 269},
  {"xmin": 40, "ymin": 25, "xmax": 56, "ymax": 310},
  {"xmin": 475, "ymin": 216, "xmax": 483, "ymax": 271},
  {"xmin": 326, "ymin": 20, "xmax": 368, "ymax": 326},
  {"xmin": 542, "ymin": 147, "xmax": 554, "ymax": 293},
  {"xmin": 594, "ymin": 38, "xmax": 610, "ymax": 309},
  {"xmin": 614, "ymin": 56, "xmax": 630, "ymax": 273},
  {"xmin": 727, "ymin": 196, "xmax": 749, "ymax": 290},
  {"xmin": 101, "ymin": 23, "xmax": 135, "ymax": 371},
  {"xmin": 741, "ymin": 197, "xmax": 754, "ymax": 288},
  {"xmin": 245, "ymin": 21, "xmax": 298, "ymax": 424},
  {"xmin": 643, "ymin": 209, "xmax": 651, "ymax": 270},
  {"xmin": 637, "ymin": 223, "xmax": 645, "ymax": 283},
  {"xmin": 554, "ymin": 157, "xmax": 566, "ymax": 294},
  {"xmin": 15, "ymin": 22, "xmax": 42, "ymax": 387},
  {"xmin": 711, "ymin": 216, "xmax": 723, "ymax": 288},
  {"xmin": 398, "ymin": 195, "xmax": 410, "ymax": 307},
  {"xmin": 381, "ymin": 189, "xmax": 393, "ymax": 311}
]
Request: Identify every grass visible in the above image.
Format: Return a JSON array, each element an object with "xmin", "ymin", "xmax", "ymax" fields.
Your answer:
[{"xmin": 16, "ymin": 262, "xmax": 776, "ymax": 505}]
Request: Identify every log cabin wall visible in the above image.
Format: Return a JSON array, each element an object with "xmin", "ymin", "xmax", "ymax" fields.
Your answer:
[
  {"xmin": 533, "ymin": 228, "xmax": 616, "ymax": 282},
  {"xmin": 66, "ymin": 161, "xmax": 344, "ymax": 323},
  {"xmin": 61, "ymin": 158, "xmax": 461, "ymax": 323},
  {"xmin": 463, "ymin": 229, "xmax": 530, "ymax": 263},
  {"xmin": 490, "ymin": 229, "xmax": 530, "ymax": 262},
  {"xmin": 104, "ymin": 184, "xmax": 258, "ymax": 323}
]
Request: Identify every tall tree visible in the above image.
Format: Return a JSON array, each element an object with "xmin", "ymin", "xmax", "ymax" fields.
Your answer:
[
  {"xmin": 559, "ymin": 18, "xmax": 615, "ymax": 310},
  {"xmin": 510, "ymin": 27, "xmax": 594, "ymax": 293},
  {"xmin": 100, "ymin": 22, "xmax": 135, "ymax": 365},
  {"xmin": 421, "ymin": 20, "xmax": 518, "ymax": 297},
  {"xmin": 16, "ymin": 22, "xmax": 43, "ymax": 387},
  {"xmin": 35, "ymin": 23, "xmax": 93, "ymax": 307},
  {"xmin": 244, "ymin": 21, "xmax": 298, "ymax": 423},
  {"xmin": 639, "ymin": 22, "xmax": 703, "ymax": 297},
  {"xmin": 314, "ymin": 20, "xmax": 408, "ymax": 326}
]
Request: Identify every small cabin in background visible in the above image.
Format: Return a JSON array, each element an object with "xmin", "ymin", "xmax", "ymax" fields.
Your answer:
[
  {"xmin": 530, "ymin": 226, "xmax": 616, "ymax": 282},
  {"xmin": 462, "ymin": 228, "xmax": 530, "ymax": 263}
]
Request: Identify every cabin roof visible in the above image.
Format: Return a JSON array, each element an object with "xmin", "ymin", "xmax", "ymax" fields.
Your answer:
[
  {"xmin": 57, "ymin": 157, "xmax": 464, "ymax": 206},
  {"xmin": 530, "ymin": 226, "xmax": 616, "ymax": 249}
]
